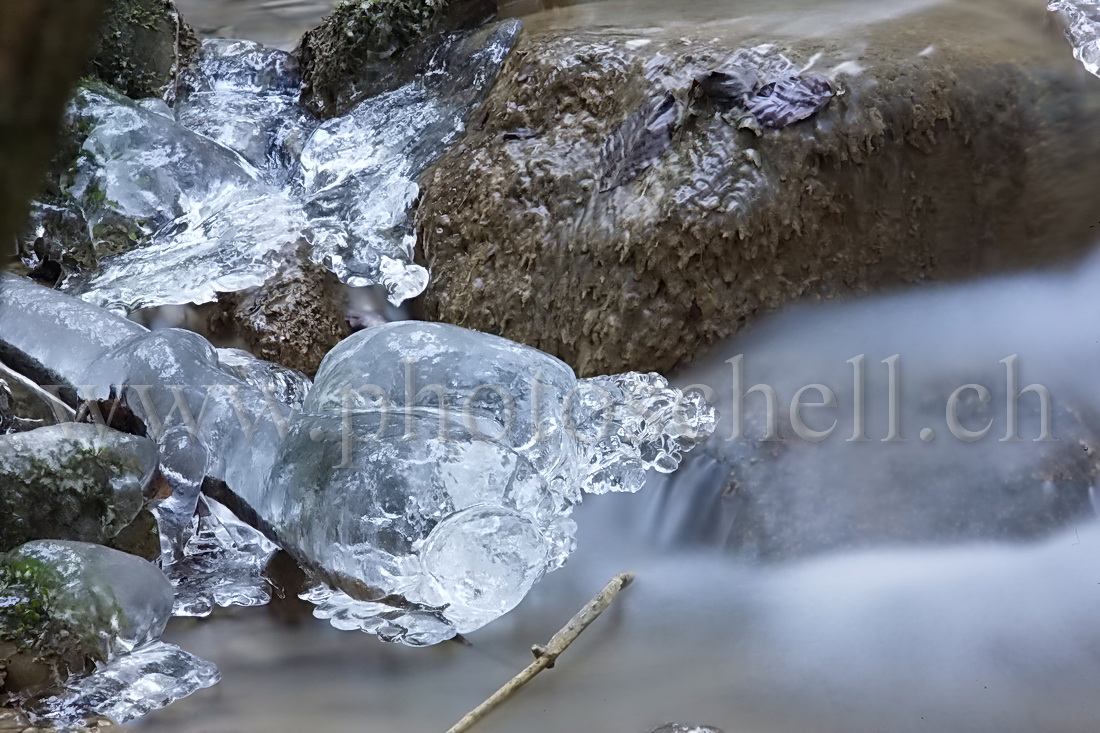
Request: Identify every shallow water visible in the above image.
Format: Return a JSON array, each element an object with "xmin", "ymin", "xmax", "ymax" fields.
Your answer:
[{"xmin": 115, "ymin": 0, "xmax": 1100, "ymax": 730}]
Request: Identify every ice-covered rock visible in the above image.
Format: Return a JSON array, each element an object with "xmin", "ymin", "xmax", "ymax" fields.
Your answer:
[
  {"xmin": 23, "ymin": 21, "xmax": 522, "ymax": 311},
  {"xmin": 299, "ymin": 20, "xmax": 521, "ymax": 303},
  {"xmin": 0, "ymin": 424, "xmax": 157, "ymax": 552},
  {"xmin": 1050, "ymin": 0, "xmax": 1100, "ymax": 77},
  {"xmin": 174, "ymin": 39, "xmax": 312, "ymax": 177},
  {"xmin": 0, "ymin": 361, "xmax": 74, "ymax": 433},
  {"xmin": 0, "ymin": 278, "xmax": 715, "ymax": 644},
  {"xmin": 0, "ymin": 540, "xmax": 217, "ymax": 725},
  {"xmin": 260, "ymin": 321, "xmax": 715, "ymax": 643},
  {"xmin": 54, "ymin": 83, "xmax": 309, "ymax": 312},
  {"xmin": 0, "ymin": 276, "xmax": 290, "ymax": 613}
]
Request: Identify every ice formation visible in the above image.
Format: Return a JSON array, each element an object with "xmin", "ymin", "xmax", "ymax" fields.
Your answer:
[
  {"xmin": 1050, "ymin": 0, "xmax": 1100, "ymax": 77},
  {"xmin": 22, "ymin": 23, "xmax": 521, "ymax": 311},
  {"xmin": 0, "ymin": 275, "xmax": 287, "ymax": 615},
  {"xmin": 52, "ymin": 83, "xmax": 309, "ymax": 312},
  {"xmin": 259, "ymin": 322, "xmax": 717, "ymax": 643},
  {"xmin": 1, "ymin": 541, "xmax": 218, "ymax": 726},
  {"xmin": 0, "ymin": 277, "xmax": 715, "ymax": 645},
  {"xmin": 299, "ymin": 20, "xmax": 521, "ymax": 302}
]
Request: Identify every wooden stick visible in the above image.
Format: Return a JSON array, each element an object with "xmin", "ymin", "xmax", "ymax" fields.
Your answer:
[{"xmin": 446, "ymin": 571, "xmax": 636, "ymax": 733}]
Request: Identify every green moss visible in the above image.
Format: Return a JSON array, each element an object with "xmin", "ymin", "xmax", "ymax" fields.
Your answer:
[{"xmin": 0, "ymin": 556, "xmax": 62, "ymax": 640}]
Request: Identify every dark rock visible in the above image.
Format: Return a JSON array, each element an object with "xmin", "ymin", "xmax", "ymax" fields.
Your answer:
[
  {"xmin": 297, "ymin": 0, "xmax": 498, "ymax": 117},
  {"xmin": 91, "ymin": 0, "xmax": 200, "ymax": 99},
  {"xmin": 415, "ymin": 0, "xmax": 1100, "ymax": 376},
  {"xmin": 213, "ymin": 260, "xmax": 349, "ymax": 376}
]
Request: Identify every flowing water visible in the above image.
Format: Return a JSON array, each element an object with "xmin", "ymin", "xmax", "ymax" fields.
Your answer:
[
  {"xmin": 36, "ymin": 0, "xmax": 1100, "ymax": 730},
  {"xmin": 128, "ymin": 246, "xmax": 1100, "ymax": 732}
]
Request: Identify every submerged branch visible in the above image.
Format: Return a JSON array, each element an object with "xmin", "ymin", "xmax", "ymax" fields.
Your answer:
[{"xmin": 446, "ymin": 571, "xmax": 636, "ymax": 733}]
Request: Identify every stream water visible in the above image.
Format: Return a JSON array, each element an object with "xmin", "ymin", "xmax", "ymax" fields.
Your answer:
[{"xmin": 10, "ymin": 0, "xmax": 1100, "ymax": 730}]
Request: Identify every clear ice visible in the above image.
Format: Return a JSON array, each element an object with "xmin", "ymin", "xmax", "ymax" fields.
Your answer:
[
  {"xmin": 34, "ymin": 640, "xmax": 220, "ymax": 726},
  {"xmin": 57, "ymin": 83, "xmax": 309, "ymax": 312},
  {"xmin": 0, "ymin": 275, "xmax": 289, "ymax": 614},
  {"xmin": 24, "ymin": 22, "xmax": 521, "ymax": 311},
  {"xmin": 299, "ymin": 20, "xmax": 522, "ymax": 303},
  {"xmin": 261, "ymin": 322, "xmax": 716, "ymax": 643},
  {"xmin": 0, "ymin": 277, "xmax": 716, "ymax": 645},
  {"xmin": 1050, "ymin": 0, "xmax": 1100, "ymax": 77},
  {"xmin": 1, "ymin": 541, "xmax": 218, "ymax": 726}
]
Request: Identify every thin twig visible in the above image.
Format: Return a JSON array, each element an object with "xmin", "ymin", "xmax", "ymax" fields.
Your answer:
[{"xmin": 446, "ymin": 571, "xmax": 636, "ymax": 733}]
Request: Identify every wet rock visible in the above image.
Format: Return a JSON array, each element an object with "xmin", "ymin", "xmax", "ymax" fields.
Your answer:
[
  {"xmin": 91, "ymin": 0, "xmax": 200, "ymax": 99},
  {"xmin": 0, "ymin": 540, "xmax": 172, "ymax": 699},
  {"xmin": 297, "ymin": 0, "xmax": 497, "ymax": 117},
  {"xmin": 0, "ymin": 425, "xmax": 158, "ymax": 553},
  {"xmin": 416, "ymin": 0, "xmax": 1100, "ymax": 375},
  {"xmin": 213, "ymin": 260, "xmax": 350, "ymax": 376}
]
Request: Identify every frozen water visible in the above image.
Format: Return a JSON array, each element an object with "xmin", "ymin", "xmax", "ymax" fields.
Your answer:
[
  {"xmin": 0, "ymin": 278, "xmax": 289, "ymax": 614},
  {"xmin": 262, "ymin": 412, "xmax": 563, "ymax": 642},
  {"xmin": 161, "ymin": 496, "xmax": 277, "ymax": 617},
  {"xmin": 58, "ymin": 84, "xmax": 308, "ymax": 312},
  {"xmin": 24, "ymin": 23, "xmax": 522, "ymax": 310},
  {"xmin": 265, "ymin": 321, "xmax": 715, "ymax": 642},
  {"xmin": 1, "ymin": 542, "xmax": 216, "ymax": 725},
  {"xmin": 572, "ymin": 372, "xmax": 718, "ymax": 494},
  {"xmin": 1050, "ymin": 0, "xmax": 1100, "ymax": 77},
  {"xmin": 216, "ymin": 347, "xmax": 312, "ymax": 410},
  {"xmin": 3, "ymin": 540, "xmax": 173, "ymax": 655},
  {"xmin": 0, "ymin": 280, "xmax": 715, "ymax": 644},
  {"xmin": 300, "ymin": 20, "xmax": 522, "ymax": 303},
  {"xmin": 34, "ymin": 640, "xmax": 220, "ymax": 726},
  {"xmin": 174, "ymin": 39, "xmax": 312, "ymax": 178}
]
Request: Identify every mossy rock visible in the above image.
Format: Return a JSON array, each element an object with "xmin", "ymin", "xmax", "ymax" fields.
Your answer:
[
  {"xmin": 297, "ymin": 0, "xmax": 496, "ymax": 117},
  {"xmin": 0, "ymin": 424, "xmax": 158, "ymax": 554},
  {"xmin": 0, "ymin": 541, "xmax": 172, "ymax": 702},
  {"xmin": 91, "ymin": 0, "xmax": 199, "ymax": 99}
]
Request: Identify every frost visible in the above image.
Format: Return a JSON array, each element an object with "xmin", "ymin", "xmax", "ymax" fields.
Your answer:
[{"xmin": 1050, "ymin": 0, "xmax": 1100, "ymax": 77}]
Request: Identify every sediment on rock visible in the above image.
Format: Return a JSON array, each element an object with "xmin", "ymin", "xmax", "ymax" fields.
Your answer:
[{"xmin": 415, "ymin": 0, "xmax": 1100, "ymax": 375}]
